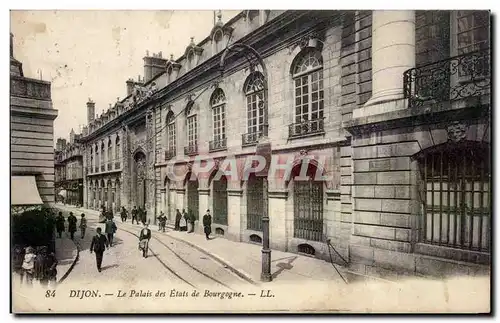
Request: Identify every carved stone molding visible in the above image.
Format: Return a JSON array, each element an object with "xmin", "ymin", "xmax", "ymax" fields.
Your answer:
[
  {"xmin": 198, "ymin": 188, "xmax": 210, "ymax": 195},
  {"xmin": 268, "ymin": 190, "xmax": 288, "ymax": 199},
  {"xmin": 446, "ymin": 121, "xmax": 469, "ymax": 142}
]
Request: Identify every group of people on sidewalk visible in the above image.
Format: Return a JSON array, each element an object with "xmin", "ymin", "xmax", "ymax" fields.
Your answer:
[
  {"xmin": 14, "ymin": 245, "xmax": 58, "ymax": 288},
  {"xmin": 119, "ymin": 206, "xmax": 148, "ymax": 225},
  {"xmin": 55, "ymin": 211, "xmax": 87, "ymax": 240}
]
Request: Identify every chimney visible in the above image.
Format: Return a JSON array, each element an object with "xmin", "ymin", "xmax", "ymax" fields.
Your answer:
[
  {"xmin": 70, "ymin": 128, "xmax": 75, "ymax": 144},
  {"xmin": 10, "ymin": 33, "xmax": 13, "ymax": 57},
  {"xmin": 86, "ymin": 98, "xmax": 95, "ymax": 124},
  {"xmin": 143, "ymin": 50, "xmax": 168, "ymax": 83},
  {"xmin": 126, "ymin": 78, "xmax": 135, "ymax": 96}
]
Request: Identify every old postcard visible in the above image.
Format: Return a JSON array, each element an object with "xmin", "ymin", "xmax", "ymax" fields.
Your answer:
[{"xmin": 10, "ymin": 9, "xmax": 491, "ymax": 314}]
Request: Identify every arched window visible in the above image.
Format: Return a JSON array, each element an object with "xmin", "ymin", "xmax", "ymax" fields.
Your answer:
[
  {"xmin": 107, "ymin": 138, "xmax": 112, "ymax": 170},
  {"xmin": 415, "ymin": 141, "xmax": 491, "ymax": 252},
  {"xmin": 184, "ymin": 101, "xmax": 198, "ymax": 156},
  {"xmin": 166, "ymin": 111, "xmax": 176, "ymax": 159},
  {"xmin": 115, "ymin": 136, "xmax": 120, "ymax": 169},
  {"xmin": 290, "ymin": 49, "xmax": 324, "ymax": 137},
  {"xmin": 213, "ymin": 30, "xmax": 224, "ymax": 53},
  {"xmin": 100, "ymin": 142, "xmax": 105, "ymax": 172},
  {"xmin": 209, "ymin": 88, "xmax": 227, "ymax": 151},
  {"xmin": 243, "ymin": 72, "xmax": 265, "ymax": 145}
]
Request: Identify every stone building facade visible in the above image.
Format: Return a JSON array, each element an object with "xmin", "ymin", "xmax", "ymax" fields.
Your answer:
[
  {"xmin": 80, "ymin": 10, "xmax": 491, "ymax": 279},
  {"xmin": 54, "ymin": 132, "xmax": 84, "ymax": 206},
  {"xmin": 10, "ymin": 33, "xmax": 58, "ymax": 206}
]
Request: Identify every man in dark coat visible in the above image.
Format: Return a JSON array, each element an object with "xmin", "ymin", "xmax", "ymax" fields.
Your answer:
[
  {"xmin": 187, "ymin": 209, "xmax": 196, "ymax": 233},
  {"xmin": 90, "ymin": 227, "xmax": 109, "ymax": 272},
  {"xmin": 55, "ymin": 212, "xmax": 65, "ymax": 238},
  {"xmin": 67, "ymin": 212, "xmax": 78, "ymax": 240},
  {"xmin": 174, "ymin": 209, "xmax": 182, "ymax": 231},
  {"xmin": 120, "ymin": 206, "xmax": 128, "ymax": 222},
  {"xmin": 157, "ymin": 211, "xmax": 166, "ymax": 232},
  {"xmin": 203, "ymin": 209, "xmax": 212, "ymax": 240},
  {"xmin": 34, "ymin": 246, "xmax": 58, "ymax": 287},
  {"xmin": 139, "ymin": 223, "xmax": 151, "ymax": 258},
  {"xmin": 131, "ymin": 206, "xmax": 138, "ymax": 224},
  {"xmin": 105, "ymin": 219, "xmax": 117, "ymax": 247}
]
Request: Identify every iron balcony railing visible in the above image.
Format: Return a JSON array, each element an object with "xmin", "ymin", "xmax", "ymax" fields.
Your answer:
[
  {"xmin": 101, "ymin": 165, "xmax": 105, "ymax": 172},
  {"xmin": 209, "ymin": 138, "xmax": 227, "ymax": 152},
  {"xmin": 242, "ymin": 130, "xmax": 263, "ymax": 146},
  {"xmin": 288, "ymin": 118, "xmax": 325, "ymax": 138},
  {"xmin": 184, "ymin": 144, "xmax": 198, "ymax": 156},
  {"xmin": 94, "ymin": 166, "xmax": 98, "ymax": 173},
  {"xmin": 107, "ymin": 162, "xmax": 112, "ymax": 170},
  {"xmin": 165, "ymin": 148, "xmax": 176, "ymax": 160},
  {"xmin": 115, "ymin": 161, "xmax": 120, "ymax": 169},
  {"xmin": 403, "ymin": 49, "xmax": 490, "ymax": 109}
]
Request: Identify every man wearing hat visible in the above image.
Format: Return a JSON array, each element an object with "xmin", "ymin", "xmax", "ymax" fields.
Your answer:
[{"xmin": 90, "ymin": 227, "xmax": 109, "ymax": 272}]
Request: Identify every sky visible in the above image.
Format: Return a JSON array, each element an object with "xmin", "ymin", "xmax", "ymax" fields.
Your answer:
[{"xmin": 10, "ymin": 10, "xmax": 239, "ymax": 144}]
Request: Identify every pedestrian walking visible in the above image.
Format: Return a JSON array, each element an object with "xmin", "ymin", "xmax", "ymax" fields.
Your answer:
[
  {"xmin": 55, "ymin": 212, "xmax": 65, "ymax": 238},
  {"xmin": 131, "ymin": 206, "xmax": 138, "ymax": 224},
  {"xmin": 157, "ymin": 211, "xmax": 166, "ymax": 232},
  {"xmin": 138, "ymin": 222, "xmax": 151, "ymax": 258},
  {"xmin": 21, "ymin": 246, "xmax": 36, "ymax": 286},
  {"xmin": 105, "ymin": 218, "xmax": 117, "ymax": 247},
  {"xmin": 203, "ymin": 209, "xmax": 212, "ymax": 240},
  {"xmin": 142, "ymin": 209, "xmax": 147, "ymax": 226},
  {"xmin": 90, "ymin": 227, "xmax": 109, "ymax": 272},
  {"xmin": 174, "ymin": 209, "xmax": 182, "ymax": 231},
  {"xmin": 187, "ymin": 209, "xmax": 196, "ymax": 233},
  {"xmin": 67, "ymin": 212, "xmax": 78, "ymax": 240},
  {"xmin": 34, "ymin": 246, "xmax": 58, "ymax": 288},
  {"xmin": 180, "ymin": 209, "xmax": 188, "ymax": 232},
  {"xmin": 79, "ymin": 214, "xmax": 87, "ymax": 239},
  {"xmin": 120, "ymin": 206, "xmax": 128, "ymax": 223}
]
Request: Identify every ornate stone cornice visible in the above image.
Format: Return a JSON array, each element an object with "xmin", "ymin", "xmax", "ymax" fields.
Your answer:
[
  {"xmin": 268, "ymin": 190, "xmax": 288, "ymax": 199},
  {"xmin": 198, "ymin": 188, "xmax": 210, "ymax": 195},
  {"xmin": 227, "ymin": 189, "xmax": 243, "ymax": 197}
]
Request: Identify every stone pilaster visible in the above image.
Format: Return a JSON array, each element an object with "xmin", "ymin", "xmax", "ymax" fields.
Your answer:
[
  {"xmin": 268, "ymin": 189, "xmax": 288, "ymax": 251},
  {"xmin": 145, "ymin": 110, "xmax": 156, "ymax": 223},
  {"xmin": 121, "ymin": 127, "xmax": 131, "ymax": 210},
  {"xmin": 227, "ymin": 189, "xmax": 242, "ymax": 242}
]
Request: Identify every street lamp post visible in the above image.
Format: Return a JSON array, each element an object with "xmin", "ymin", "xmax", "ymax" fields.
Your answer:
[{"xmin": 220, "ymin": 43, "xmax": 272, "ymax": 282}]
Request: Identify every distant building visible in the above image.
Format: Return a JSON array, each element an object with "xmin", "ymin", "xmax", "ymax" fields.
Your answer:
[
  {"xmin": 10, "ymin": 33, "xmax": 58, "ymax": 206},
  {"xmin": 54, "ymin": 132, "xmax": 84, "ymax": 206},
  {"xmin": 79, "ymin": 10, "xmax": 491, "ymax": 279}
]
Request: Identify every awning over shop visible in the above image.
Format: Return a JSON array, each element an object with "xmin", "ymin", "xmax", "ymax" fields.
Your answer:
[{"xmin": 11, "ymin": 176, "xmax": 43, "ymax": 206}]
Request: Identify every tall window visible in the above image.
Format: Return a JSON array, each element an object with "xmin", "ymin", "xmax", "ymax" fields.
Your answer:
[
  {"xmin": 292, "ymin": 50, "xmax": 324, "ymax": 125},
  {"xmin": 456, "ymin": 11, "xmax": 489, "ymax": 55},
  {"xmin": 166, "ymin": 111, "xmax": 176, "ymax": 154},
  {"xmin": 107, "ymin": 138, "xmax": 112, "ymax": 170},
  {"xmin": 95, "ymin": 144, "xmax": 99, "ymax": 172},
  {"xmin": 100, "ymin": 142, "xmax": 105, "ymax": 171},
  {"xmin": 90, "ymin": 147, "xmax": 93, "ymax": 173},
  {"xmin": 210, "ymin": 88, "xmax": 226, "ymax": 142},
  {"xmin": 115, "ymin": 136, "xmax": 120, "ymax": 169},
  {"xmin": 244, "ymin": 72, "xmax": 265, "ymax": 135},
  {"xmin": 416, "ymin": 141, "xmax": 490, "ymax": 253}
]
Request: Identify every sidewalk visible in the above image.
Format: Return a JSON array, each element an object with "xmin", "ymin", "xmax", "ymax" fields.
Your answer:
[
  {"xmin": 55, "ymin": 203, "xmax": 383, "ymax": 285},
  {"xmin": 54, "ymin": 235, "xmax": 79, "ymax": 282}
]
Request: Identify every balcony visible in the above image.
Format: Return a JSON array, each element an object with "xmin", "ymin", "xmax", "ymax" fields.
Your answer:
[
  {"xmin": 165, "ymin": 148, "xmax": 176, "ymax": 160},
  {"xmin": 242, "ymin": 131, "xmax": 263, "ymax": 147},
  {"xmin": 115, "ymin": 161, "xmax": 121, "ymax": 169},
  {"xmin": 94, "ymin": 167, "xmax": 98, "ymax": 173},
  {"xmin": 184, "ymin": 144, "xmax": 198, "ymax": 156},
  {"xmin": 11, "ymin": 76, "xmax": 51, "ymax": 101},
  {"xmin": 209, "ymin": 138, "xmax": 227, "ymax": 152},
  {"xmin": 107, "ymin": 162, "xmax": 112, "ymax": 171},
  {"xmin": 403, "ymin": 49, "xmax": 490, "ymax": 109},
  {"xmin": 288, "ymin": 118, "xmax": 325, "ymax": 139},
  {"xmin": 101, "ymin": 165, "xmax": 105, "ymax": 172}
]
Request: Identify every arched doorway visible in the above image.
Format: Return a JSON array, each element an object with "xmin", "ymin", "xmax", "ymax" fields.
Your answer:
[
  {"xmin": 290, "ymin": 160, "xmax": 324, "ymax": 242},
  {"xmin": 133, "ymin": 151, "xmax": 147, "ymax": 209},
  {"xmin": 210, "ymin": 170, "xmax": 228, "ymax": 225},
  {"xmin": 185, "ymin": 172, "xmax": 199, "ymax": 223}
]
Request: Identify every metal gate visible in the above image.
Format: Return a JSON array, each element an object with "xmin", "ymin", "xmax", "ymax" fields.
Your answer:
[
  {"xmin": 293, "ymin": 180, "xmax": 324, "ymax": 241},
  {"xmin": 247, "ymin": 176, "xmax": 263, "ymax": 231},
  {"xmin": 417, "ymin": 141, "xmax": 490, "ymax": 252},
  {"xmin": 213, "ymin": 174, "xmax": 228, "ymax": 225},
  {"xmin": 187, "ymin": 179, "xmax": 199, "ymax": 221}
]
